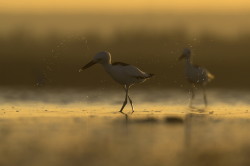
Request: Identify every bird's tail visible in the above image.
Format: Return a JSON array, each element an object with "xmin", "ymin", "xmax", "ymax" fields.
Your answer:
[
  {"xmin": 147, "ymin": 73, "xmax": 155, "ymax": 78},
  {"xmin": 135, "ymin": 73, "xmax": 154, "ymax": 79},
  {"xmin": 207, "ymin": 72, "xmax": 215, "ymax": 81}
]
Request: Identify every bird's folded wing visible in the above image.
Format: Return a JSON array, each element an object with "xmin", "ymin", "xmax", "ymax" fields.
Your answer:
[{"xmin": 120, "ymin": 65, "xmax": 151, "ymax": 79}]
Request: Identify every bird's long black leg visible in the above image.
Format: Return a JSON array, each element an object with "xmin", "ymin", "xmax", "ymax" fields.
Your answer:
[
  {"xmin": 119, "ymin": 85, "xmax": 128, "ymax": 113},
  {"xmin": 202, "ymin": 86, "xmax": 208, "ymax": 107},
  {"xmin": 189, "ymin": 85, "xmax": 195, "ymax": 108},
  {"xmin": 128, "ymin": 95, "xmax": 134, "ymax": 113}
]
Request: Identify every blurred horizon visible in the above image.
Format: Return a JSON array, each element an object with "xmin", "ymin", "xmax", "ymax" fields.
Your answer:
[
  {"xmin": 1, "ymin": 0, "xmax": 250, "ymax": 13},
  {"xmin": 1, "ymin": 12, "xmax": 250, "ymax": 38},
  {"xmin": 0, "ymin": 1, "xmax": 250, "ymax": 90}
]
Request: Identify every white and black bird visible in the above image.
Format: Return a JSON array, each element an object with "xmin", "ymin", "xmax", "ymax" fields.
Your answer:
[
  {"xmin": 179, "ymin": 48, "xmax": 214, "ymax": 108},
  {"xmin": 79, "ymin": 51, "xmax": 154, "ymax": 113}
]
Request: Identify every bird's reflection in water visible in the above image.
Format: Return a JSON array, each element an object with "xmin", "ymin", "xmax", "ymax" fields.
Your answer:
[
  {"xmin": 119, "ymin": 111, "xmax": 129, "ymax": 125},
  {"xmin": 118, "ymin": 111, "xmax": 130, "ymax": 135},
  {"xmin": 184, "ymin": 112, "xmax": 209, "ymax": 148}
]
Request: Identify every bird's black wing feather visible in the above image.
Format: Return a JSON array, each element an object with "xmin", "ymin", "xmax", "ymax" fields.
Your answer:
[{"xmin": 112, "ymin": 62, "xmax": 130, "ymax": 66}]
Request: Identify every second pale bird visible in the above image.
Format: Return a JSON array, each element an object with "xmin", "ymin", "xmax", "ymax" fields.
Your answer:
[
  {"xmin": 179, "ymin": 48, "xmax": 214, "ymax": 108},
  {"xmin": 79, "ymin": 51, "xmax": 154, "ymax": 113}
]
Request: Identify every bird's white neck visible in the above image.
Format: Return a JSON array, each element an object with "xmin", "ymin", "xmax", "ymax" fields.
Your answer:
[
  {"xmin": 185, "ymin": 57, "xmax": 192, "ymax": 66},
  {"xmin": 184, "ymin": 57, "xmax": 194, "ymax": 72},
  {"xmin": 100, "ymin": 62, "xmax": 112, "ymax": 73}
]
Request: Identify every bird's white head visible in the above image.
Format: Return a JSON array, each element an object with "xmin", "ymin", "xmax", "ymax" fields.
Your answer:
[
  {"xmin": 79, "ymin": 51, "xmax": 111, "ymax": 72},
  {"xmin": 94, "ymin": 51, "xmax": 111, "ymax": 64},
  {"xmin": 179, "ymin": 48, "xmax": 191, "ymax": 60}
]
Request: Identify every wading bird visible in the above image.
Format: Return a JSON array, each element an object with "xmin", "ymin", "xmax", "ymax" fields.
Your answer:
[
  {"xmin": 179, "ymin": 48, "xmax": 214, "ymax": 108},
  {"xmin": 79, "ymin": 51, "xmax": 154, "ymax": 113}
]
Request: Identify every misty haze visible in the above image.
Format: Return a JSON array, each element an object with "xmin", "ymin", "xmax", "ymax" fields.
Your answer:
[{"xmin": 0, "ymin": 1, "xmax": 250, "ymax": 166}]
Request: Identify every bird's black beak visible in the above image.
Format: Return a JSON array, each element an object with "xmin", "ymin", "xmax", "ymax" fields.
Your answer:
[
  {"xmin": 79, "ymin": 60, "xmax": 97, "ymax": 72},
  {"xmin": 178, "ymin": 54, "xmax": 185, "ymax": 61}
]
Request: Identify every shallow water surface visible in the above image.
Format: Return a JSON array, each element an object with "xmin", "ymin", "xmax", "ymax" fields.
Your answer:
[{"xmin": 0, "ymin": 89, "xmax": 249, "ymax": 166}]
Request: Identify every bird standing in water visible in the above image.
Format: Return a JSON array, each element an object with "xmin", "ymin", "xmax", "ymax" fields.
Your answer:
[
  {"xmin": 179, "ymin": 48, "xmax": 214, "ymax": 108},
  {"xmin": 79, "ymin": 51, "xmax": 154, "ymax": 113}
]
